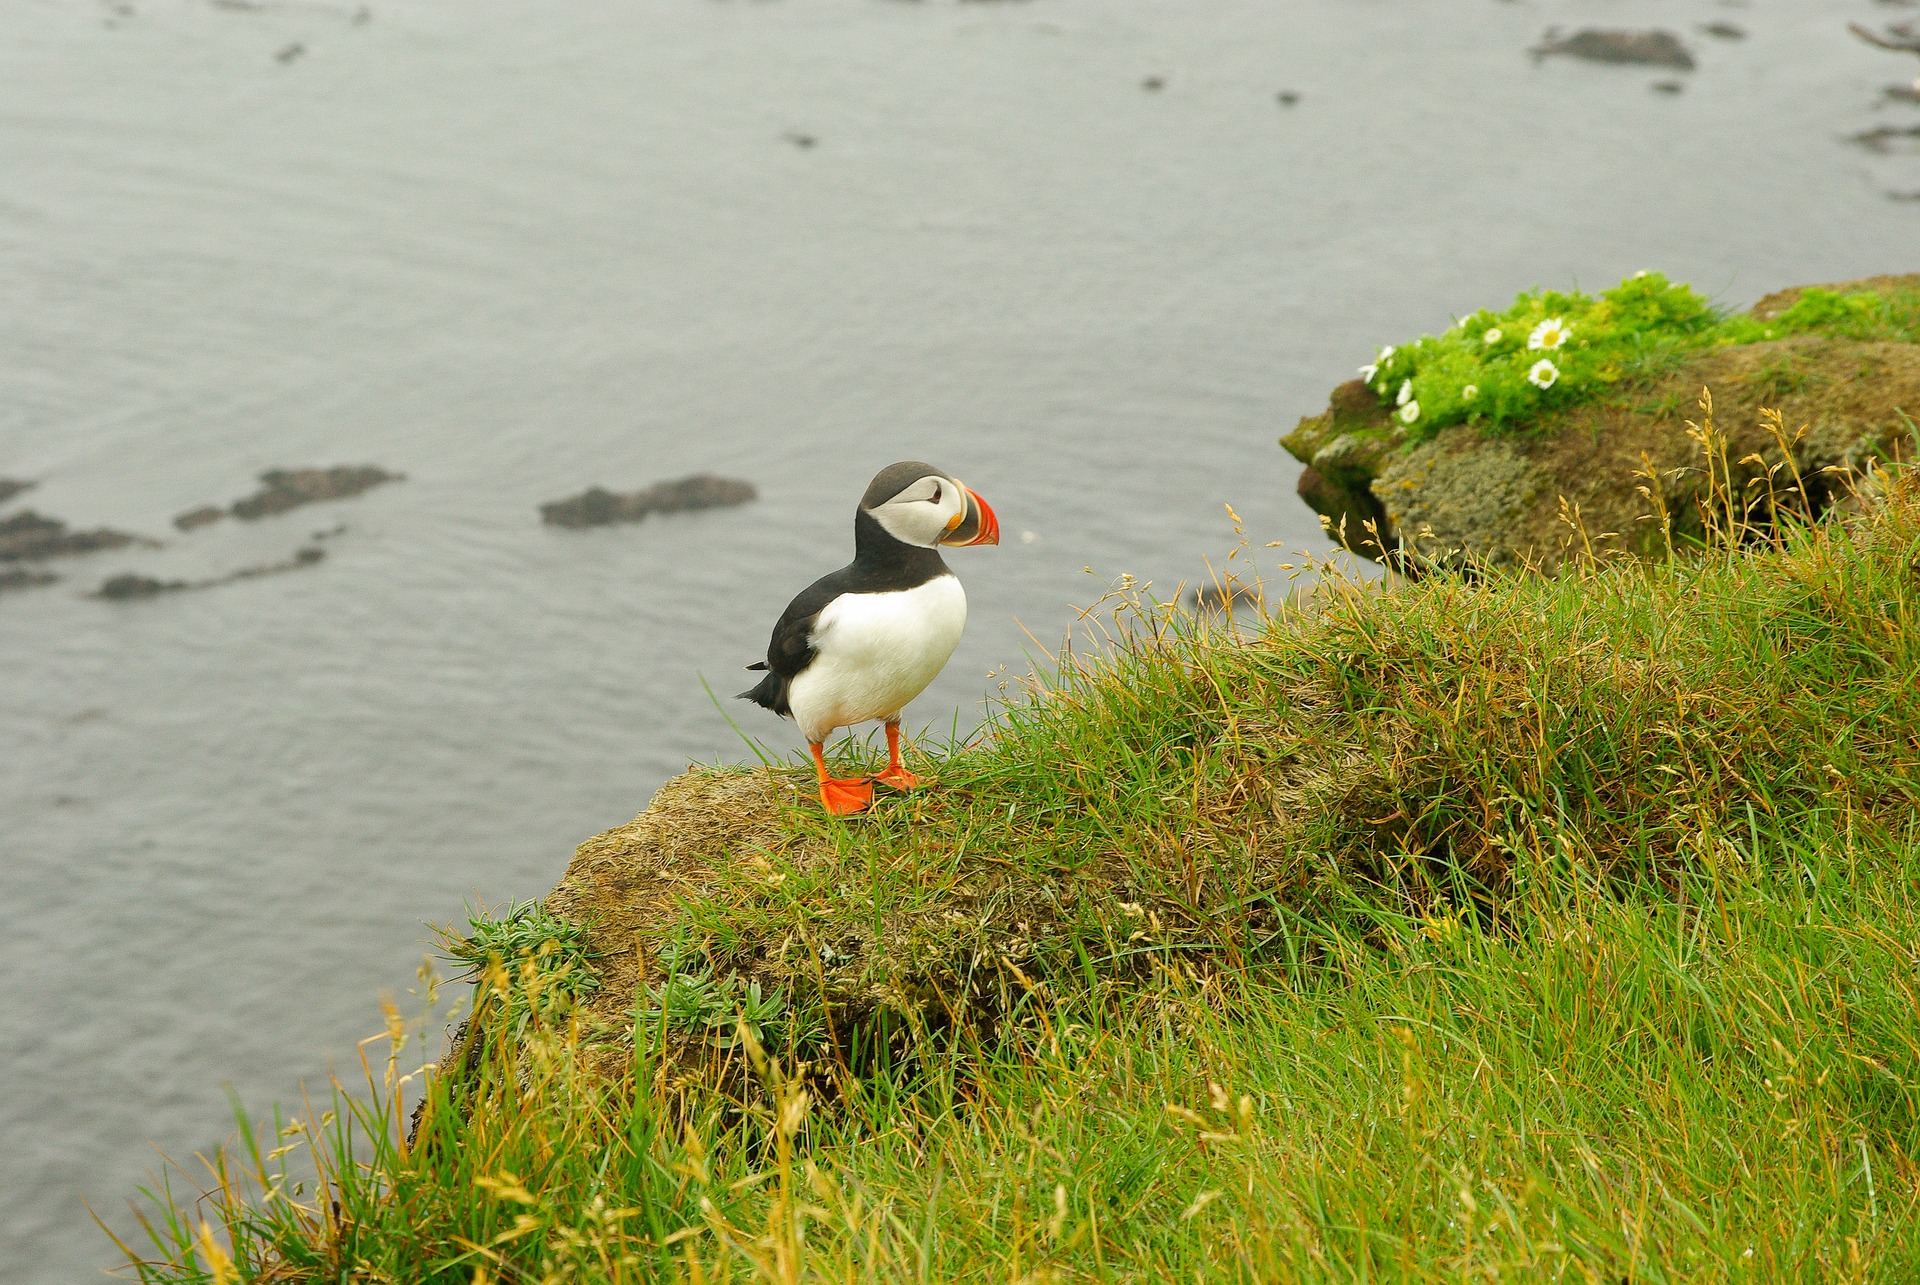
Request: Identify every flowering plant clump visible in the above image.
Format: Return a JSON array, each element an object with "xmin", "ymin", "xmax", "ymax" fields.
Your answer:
[{"xmin": 1354, "ymin": 272, "xmax": 1904, "ymax": 441}]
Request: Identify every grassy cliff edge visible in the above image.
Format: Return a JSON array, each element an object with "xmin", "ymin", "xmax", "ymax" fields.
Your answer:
[{"xmin": 119, "ymin": 437, "xmax": 1920, "ymax": 1281}]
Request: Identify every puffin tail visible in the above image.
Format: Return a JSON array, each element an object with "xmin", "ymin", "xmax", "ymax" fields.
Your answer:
[{"xmin": 738, "ymin": 665, "xmax": 790, "ymax": 717}]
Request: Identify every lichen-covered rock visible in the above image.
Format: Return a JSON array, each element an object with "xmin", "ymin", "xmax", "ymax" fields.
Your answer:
[{"xmin": 1283, "ymin": 275, "xmax": 1920, "ymax": 573}]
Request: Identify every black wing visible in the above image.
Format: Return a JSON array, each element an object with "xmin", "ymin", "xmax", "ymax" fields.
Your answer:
[{"xmin": 737, "ymin": 565, "xmax": 856, "ymax": 717}]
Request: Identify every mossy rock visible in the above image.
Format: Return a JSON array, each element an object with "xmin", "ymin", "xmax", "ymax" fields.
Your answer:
[{"xmin": 1283, "ymin": 275, "xmax": 1920, "ymax": 572}]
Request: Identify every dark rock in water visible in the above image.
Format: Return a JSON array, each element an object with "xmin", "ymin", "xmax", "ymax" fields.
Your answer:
[
  {"xmin": 95, "ymin": 573, "xmax": 188, "ymax": 600},
  {"xmin": 1653, "ymin": 80, "xmax": 1685, "ymax": 95},
  {"xmin": 94, "ymin": 546, "xmax": 325, "ymax": 600},
  {"xmin": 0, "ymin": 478, "xmax": 34, "ymax": 506},
  {"xmin": 1885, "ymin": 82, "xmax": 1920, "ymax": 105},
  {"xmin": 1850, "ymin": 22, "xmax": 1920, "ymax": 58},
  {"xmin": 1700, "ymin": 22, "xmax": 1747, "ymax": 41},
  {"xmin": 1141, "ymin": 75, "xmax": 1165, "ymax": 91},
  {"xmin": 1851, "ymin": 123, "xmax": 1920, "ymax": 154},
  {"xmin": 540, "ymin": 474, "xmax": 757, "ymax": 529},
  {"xmin": 0, "ymin": 510, "xmax": 144, "ymax": 561},
  {"xmin": 173, "ymin": 505, "xmax": 225, "ymax": 532},
  {"xmin": 1533, "ymin": 29, "xmax": 1695, "ymax": 70},
  {"xmin": 223, "ymin": 546, "xmax": 325, "ymax": 582},
  {"xmin": 0, "ymin": 567, "xmax": 58, "ymax": 595},
  {"xmin": 1276, "ymin": 90, "xmax": 1300, "ymax": 107},
  {"xmin": 1186, "ymin": 581, "xmax": 1264, "ymax": 613},
  {"xmin": 229, "ymin": 466, "xmax": 403, "ymax": 520}
]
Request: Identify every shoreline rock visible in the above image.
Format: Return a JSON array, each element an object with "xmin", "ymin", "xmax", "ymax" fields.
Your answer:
[
  {"xmin": 540, "ymin": 474, "xmax": 757, "ymax": 529},
  {"xmin": 0, "ymin": 478, "xmax": 34, "ymax": 506}
]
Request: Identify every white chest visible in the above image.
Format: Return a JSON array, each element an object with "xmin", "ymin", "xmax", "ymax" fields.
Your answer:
[{"xmin": 786, "ymin": 575, "xmax": 968, "ymax": 742}]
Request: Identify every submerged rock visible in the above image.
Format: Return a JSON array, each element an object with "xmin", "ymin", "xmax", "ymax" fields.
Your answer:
[
  {"xmin": 540, "ymin": 474, "xmax": 757, "ymax": 529},
  {"xmin": 222, "ymin": 546, "xmax": 325, "ymax": 582},
  {"xmin": 1533, "ymin": 28, "xmax": 1695, "ymax": 70},
  {"xmin": 0, "ymin": 511, "xmax": 144, "ymax": 562},
  {"xmin": 0, "ymin": 478, "xmax": 34, "ymax": 506},
  {"xmin": 173, "ymin": 505, "xmax": 225, "ymax": 532},
  {"xmin": 92, "ymin": 546, "xmax": 325, "ymax": 601},
  {"xmin": 1850, "ymin": 124, "xmax": 1920, "ymax": 155},
  {"xmin": 0, "ymin": 567, "xmax": 58, "ymax": 595},
  {"xmin": 95, "ymin": 573, "xmax": 188, "ymax": 600},
  {"xmin": 1283, "ymin": 275, "xmax": 1920, "ymax": 575},
  {"xmin": 229, "ymin": 466, "xmax": 403, "ymax": 520}
]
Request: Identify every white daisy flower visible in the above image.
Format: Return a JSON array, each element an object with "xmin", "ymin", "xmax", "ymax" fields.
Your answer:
[
  {"xmin": 1462, "ymin": 384, "xmax": 1478, "ymax": 401},
  {"xmin": 1527, "ymin": 358, "xmax": 1559, "ymax": 389},
  {"xmin": 1398, "ymin": 400, "xmax": 1420, "ymax": 425},
  {"xmin": 1396, "ymin": 379, "xmax": 1413, "ymax": 407},
  {"xmin": 1483, "ymin": 327, "xmax": 1503, "ymax": 345},
  {"xmin": 1529, "ymin": 318, "xmax": 1571, "ymax": 350},
  {"xmin": 1358, "ymin": 363, "xmax": 1378, "ymax": 382}
]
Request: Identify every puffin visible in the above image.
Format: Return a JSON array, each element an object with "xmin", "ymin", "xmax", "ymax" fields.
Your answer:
[{"xmin": 741, "ymin": 461, "xmax": 1000, "ymax": 815}]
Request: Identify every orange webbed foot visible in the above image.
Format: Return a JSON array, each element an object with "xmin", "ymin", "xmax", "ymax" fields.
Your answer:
[
  {"xmin": 874, "ymin": 766, "xmax": 921, "ymax": 792},
  {"xmin": 818, "ymin": 776, "xmax": 874, "ymax": 816}
]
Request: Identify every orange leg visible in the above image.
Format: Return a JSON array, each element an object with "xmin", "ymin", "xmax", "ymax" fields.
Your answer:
[
  {"xmin": 811, "ymin": 741, "xmax": 873, "ymax": 816},
  {"xmin": 874, "ymin": 722, "xmax": 921, "ymax": 791}
]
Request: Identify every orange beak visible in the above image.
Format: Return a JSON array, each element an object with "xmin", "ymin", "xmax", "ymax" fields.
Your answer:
[{"xmin": 941, "ymin": 486, "xmax": 1000, "ymax": 547}]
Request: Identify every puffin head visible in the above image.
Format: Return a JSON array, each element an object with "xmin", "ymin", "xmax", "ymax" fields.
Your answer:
[{"xmin": 860, "ymin": 461, "xmax": 1000, "ymax": 550}]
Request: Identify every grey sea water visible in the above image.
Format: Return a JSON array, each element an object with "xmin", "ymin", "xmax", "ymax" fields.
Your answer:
[{"xmin": 2, "ymin": 0, "xmax": 1912, "ymax": 1276}]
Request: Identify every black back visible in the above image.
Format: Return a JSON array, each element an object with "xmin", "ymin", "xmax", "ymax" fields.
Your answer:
[{"xmin": 739, "ymin": 506, "xmax": 951, "ymax": 717}]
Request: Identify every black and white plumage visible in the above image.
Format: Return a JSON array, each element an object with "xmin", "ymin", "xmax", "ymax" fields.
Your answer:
[{"xmin": 741, "ymin": 461, "xmax": 999, "ymax": 813}]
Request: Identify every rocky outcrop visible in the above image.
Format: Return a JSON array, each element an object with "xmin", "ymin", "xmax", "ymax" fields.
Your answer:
[
  {"xmin": 540, "ymin": 474, "xmax": 757, "ymax": 529},
  {"xmin": 1283, "ymin": 275, "xmax": 1920, "ymax": 574},
  {"xmin": 1533, "ymin": 29, "xmax": 1694, "ymax": 70},
  {"xmin": 173, "ymin": 505, "xmax": 225, "ymax": 532},
  {"xmin": 0, "ymin": 511, "xmax": 145, "ymax": 562},
  {"xmin": 96, "ymin": 573, "xmax": 189, "ymax": 600},
  {"xmin": 0, "ymin": 478, "xmax": 34, "ymax": 506},
  {"xmin": 93, "ymin": 546, "xmax": 325, "ymax": 600},
  {"xmin": 229, "ymin": 466, "xmax": 402, "ymax": 520},
  {"xmin": 0, "ymin": 567, "xmax": 58, "ymax": 595}
]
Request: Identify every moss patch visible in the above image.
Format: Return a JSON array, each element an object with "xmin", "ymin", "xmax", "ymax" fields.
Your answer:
[{"xmin": 1286, "ymin": 275, "xmax": 1920, "ymax": 571}]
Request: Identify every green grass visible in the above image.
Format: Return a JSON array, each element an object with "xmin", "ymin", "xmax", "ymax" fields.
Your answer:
[
  {"xmin": 1360, "ymin": 273, "xmax": 1920, "ymax": 442},
  {"xmin": 111, "ymin": 462, "xmax": 1920, "ymax": 1283}
]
